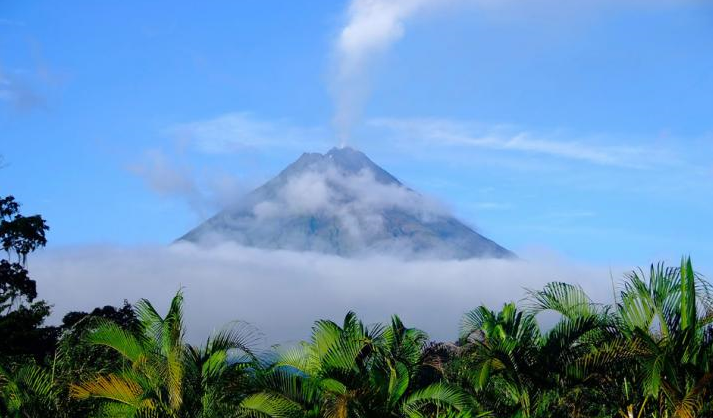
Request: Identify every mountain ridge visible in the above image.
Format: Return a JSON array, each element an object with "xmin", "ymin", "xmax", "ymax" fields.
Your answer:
[{"xmin": 179, "ymin": 147, "xmax": 514, "ymax": 259}]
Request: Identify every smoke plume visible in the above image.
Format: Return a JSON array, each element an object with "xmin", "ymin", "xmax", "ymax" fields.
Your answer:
[{"xmin": 332, "ymin": 0, "xmax": 456, "ymax": 143}]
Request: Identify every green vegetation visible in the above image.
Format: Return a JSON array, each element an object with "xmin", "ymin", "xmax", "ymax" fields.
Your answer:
[{"xmin": 1, "ymin": 194, "xmax": 712, "ymax": 417}]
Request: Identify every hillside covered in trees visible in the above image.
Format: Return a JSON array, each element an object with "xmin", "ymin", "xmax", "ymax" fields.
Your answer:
[{"xmin": 2, "ymin": 194, "xmax": 712, "ymax": 418}]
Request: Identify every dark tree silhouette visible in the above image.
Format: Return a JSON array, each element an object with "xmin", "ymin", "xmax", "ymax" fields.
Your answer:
[
  {"xmin": 0, "ymin": 195, "xmax": 54, "ymax": 362},
  {"xmin": 60, "ymin": 300, "xmax": 138, "ymax": 331}
]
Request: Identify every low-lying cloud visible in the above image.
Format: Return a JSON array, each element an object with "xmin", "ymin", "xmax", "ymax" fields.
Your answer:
[{"xmin": 32, "ymin": 243, "xmax": 619, "ymax": 345}]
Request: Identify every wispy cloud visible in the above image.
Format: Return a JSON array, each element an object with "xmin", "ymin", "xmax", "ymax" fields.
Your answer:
[
  {"xmin": 370, "ymin": 117, "xmax": 674, "ymax": 168},
  {"xmin": 0, "ymin": 18, "xmax": 25, "ymax": 27},
  {"xmin": 127, "ymin": 149, "xmax": 201, "ymax": 208},
  {"xmin": 0, "ymin": 40, "xmax": 63, "ymax": 114},
  {"xmin": 131, "ymin": 112, "xmax": 332, "ymax": 219},
  {"xmin": 168, "ymin": 112, "xmax": 328, "ymax": 154},
  {"xmin": 0, "ymin": 68, "xmax": 45, "ymax": 112},
  {"xmin": 473, "ymin": 202, "xmax": 512, "ymax": 211},
  {"xmin": 546, "ymin": 210, "xmax": 597, "ymax": 220},
  {"xmin": 127, "ymin": 149, "xmax": 246, "ymax": 218}
]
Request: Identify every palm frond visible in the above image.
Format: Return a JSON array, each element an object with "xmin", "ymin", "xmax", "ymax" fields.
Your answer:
[
  {"xmin": 402, "ymin": 382, "xmax": 470, "ymax": 417},
  {"xmin": 526, "ymin": 282, "xmax": 598, "ymax": 320},
  {"xmin": 239, "ymin": 392, "xmax": 304, "ymax": 418},
  {"xmin": 86, "ymin": 319, "xmax": 147, "ymax": 363}
]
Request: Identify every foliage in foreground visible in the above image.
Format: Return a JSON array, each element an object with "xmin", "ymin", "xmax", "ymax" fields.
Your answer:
[
  {"xmin": 1, "ymin": 194, "xmax": 713, "ymax": 417},
  {"xmin": 3, "ymin": 260, "xmax": 711, "ymax": 418}
]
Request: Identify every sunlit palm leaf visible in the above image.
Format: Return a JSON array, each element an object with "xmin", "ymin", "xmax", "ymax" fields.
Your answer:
[
  {"xmin": 87, "ymin": 319, "xmax": 147, "ymax": 363},
  {"xmin": 240, "ymin": 392, "xmax": 305, "ymax": 418}
]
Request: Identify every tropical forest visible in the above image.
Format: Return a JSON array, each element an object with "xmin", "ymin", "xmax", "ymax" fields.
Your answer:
[{"xmin": 2, "ymin": 195, "xmax": 712, "ymax": 418}]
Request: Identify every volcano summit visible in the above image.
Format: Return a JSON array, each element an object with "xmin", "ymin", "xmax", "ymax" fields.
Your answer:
[{"xmin": 179, "ymin": 147, "xmax": 513, "ymax": 259}]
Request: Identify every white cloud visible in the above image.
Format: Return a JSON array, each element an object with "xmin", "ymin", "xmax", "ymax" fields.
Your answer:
[
  {"xmin": 370, "ymin": 117, "xmax": 673, "ymax": 168},
  {"xmin": 168, "ymin": 112, "xmax": 328, "ymax": 154},
  {"xmin": 32, "ymin": 243, "xmax": 617, "ymax": 345}
]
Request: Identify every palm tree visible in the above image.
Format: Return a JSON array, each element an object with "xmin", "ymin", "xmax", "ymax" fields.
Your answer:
[
  {"xmin": 457, "ymin": 303, "xmax": 540, "ymax": 417},
  {"xmin": 0, "ymin": 362, "xmax": 59, "ymax": 417},
  {"xmin": 240, "ymin": 312, "xmax": 469, "ymax": 418},
  {"xmin": 71, "ymin": 291, "xmax": 186, "ymax": 417},
  {"xmin": 611, "ymin": 258, "xmax": 713, "ymax": 417},
  {"xmin": 71, "ymin": 290, "xmax": 259, "ymax": 418},
  {"xmin": 524, "ymin": 257, "xmax": 713, "ymax": 417},
  {"xmin": 457, "ymin": 283, "xmax": 611, "ymax": 418},
  {"xmin": 183, "ymin": 321, "xmax": 261, "ymax": 418}
]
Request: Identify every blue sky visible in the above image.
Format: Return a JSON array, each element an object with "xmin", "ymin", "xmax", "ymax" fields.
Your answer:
[{"xmin": 1, "ymin": 0, "xmax": 712, "ymax": 271}]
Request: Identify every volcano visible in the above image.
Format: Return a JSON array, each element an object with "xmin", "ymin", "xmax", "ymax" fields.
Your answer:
[{"xmin": 179, "ymin": 147, "xmax": 514, "ymax": 259}]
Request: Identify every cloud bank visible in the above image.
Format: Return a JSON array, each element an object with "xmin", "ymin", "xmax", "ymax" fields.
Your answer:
[{"xmin": 32, "ymin": 243, "xmax": 618, "ymax": 345}]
